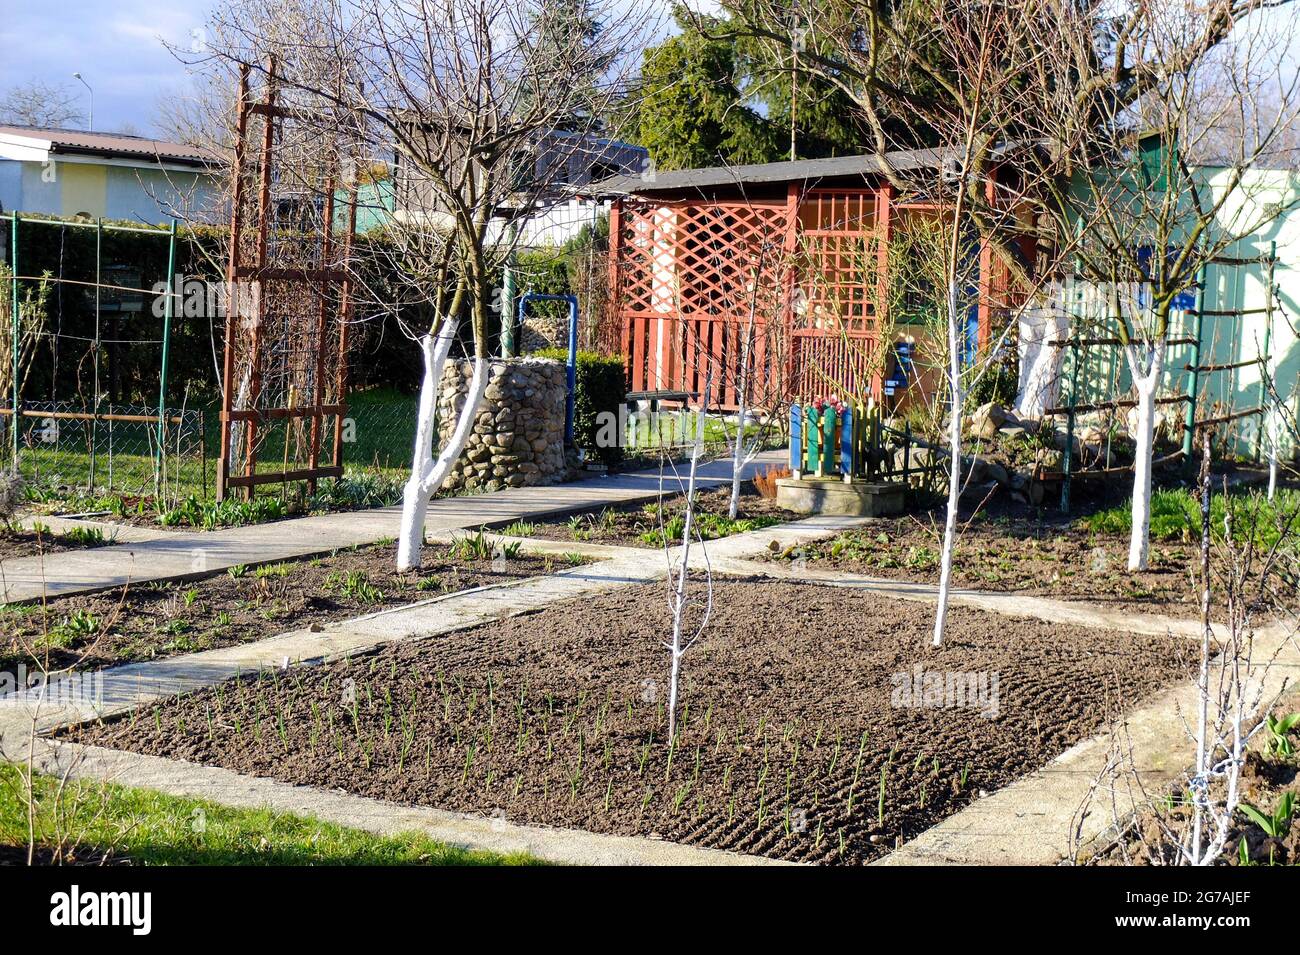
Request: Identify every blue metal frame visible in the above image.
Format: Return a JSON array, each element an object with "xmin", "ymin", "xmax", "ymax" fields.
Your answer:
[{"xmin": 517, "ymin": 293, "xmax": 579, "ymax": 445}]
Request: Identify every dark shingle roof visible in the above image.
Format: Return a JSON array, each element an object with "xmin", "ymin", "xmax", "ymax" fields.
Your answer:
[{"xmin": 587, "ymin": 147, "xmax": 954, "ymax": 196}]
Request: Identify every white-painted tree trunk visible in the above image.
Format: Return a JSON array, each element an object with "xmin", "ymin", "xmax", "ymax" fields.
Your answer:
[
  {"xmin": 396, "ymin": 320, "xmax": 489, "ymax": 571},
  {"xmin": 729, "ymin": 275, "xmax": 762, "ymax": 520},
  {"xmin": 667, "ymin": 400, "xmax": 709, "ymax": 742},
  {"xmin": 932, "ymin": 279, "xmax": 964, "ymax": 648},
  {"xmin": 1191, "ymin": 431, "xmax": 1212, "ymax": 864},
  {"xmin": 1123, "ymin": 342, "xmax": 1165, "ymax": 572},
  {"xmin": 728, "ymin": 398, "xmax": 747, "ymax": 520},
  {"xmin": 1266, "ymin": 401, "xmax": 1280, "ymax": 501}
]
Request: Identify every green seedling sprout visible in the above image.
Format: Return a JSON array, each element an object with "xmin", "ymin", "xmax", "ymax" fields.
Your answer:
[
  {"xmin": 878, "ymin": 747, "xmax": 895, "ymax": 828},
  {"xmin": 845, "ymin": 731, "xmax": 869, "ymax": 815}
]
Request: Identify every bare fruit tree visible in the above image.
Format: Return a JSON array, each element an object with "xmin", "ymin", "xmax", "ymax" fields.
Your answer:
[
  {"xmin": 661, "ymin": 372, "xmax": 716, "ymax": 742},
  {"xmin": 1028, "ymin": 1, "xmax": 1300, "ymax": 572},
  {"xmin": 0, "ymin": 81, "xmax": 86, "ymax": 129},
  {"xmin": 198, "ymin": 0, "xmax": 653, "ymax": 569},
  {"xmin": 784, "ymin": 2, "xmax": 1071, "ymax": 646}
]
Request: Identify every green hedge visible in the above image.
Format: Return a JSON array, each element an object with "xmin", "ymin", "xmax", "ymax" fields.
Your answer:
[{"xmin": 537, "ymin": 349, "xmax": 626, "ymax": 467}]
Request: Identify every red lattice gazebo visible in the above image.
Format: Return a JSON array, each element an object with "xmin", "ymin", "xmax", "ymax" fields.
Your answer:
[{"xmin": 594, "ymin": 151, "xmax": 1028, "ymax": 412}]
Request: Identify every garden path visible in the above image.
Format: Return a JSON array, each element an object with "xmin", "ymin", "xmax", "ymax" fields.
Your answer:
[{"xmin": 0, "ymin": 451, "xmax": 785, "ymax": 603}]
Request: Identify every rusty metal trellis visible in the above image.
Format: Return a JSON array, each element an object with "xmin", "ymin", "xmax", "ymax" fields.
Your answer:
[{"xmin": 217, "ymin": 59, "xmax": 359, "ymax": 501}]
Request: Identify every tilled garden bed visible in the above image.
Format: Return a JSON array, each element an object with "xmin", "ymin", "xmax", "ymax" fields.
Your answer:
[
  {"xmin": 75, "ymin": 578, "xmax": 1198, "ymax": 865},
  {"xmin": 1, "ymin": 539, "xmax": 567, "ymax": 674},
  {"xmin": 763, "ymin": 518, "xmax": 1209, "ymax": 617},
  {"xmin": 517, "ymin": 482, "xmax": 796, "ymax": 548}
]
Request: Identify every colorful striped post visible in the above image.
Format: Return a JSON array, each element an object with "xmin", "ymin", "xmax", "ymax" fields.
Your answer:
[
  {"xmin": 790, "ymin": 402, "xmax": 860, "ymax": 482},
  {"xmin": 820, "ymin": 407, "xmax": 835, "ymax": 476},
  {"xmin": 806, "ymin": 405, "xmax": 822, "ymax": 475},
  {"xmin": 839, "ymin": 405, "xmax": 854, "ymax": 482},
  {"xmin": 789, "ymin": 404, "xmax": 802, "ymax": 478}
]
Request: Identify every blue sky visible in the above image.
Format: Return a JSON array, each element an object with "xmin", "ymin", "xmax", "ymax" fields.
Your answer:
[
  {"xmin": 0, "ymin": 0, "xmax": 221, "ymax": 136},
  {"xmin": 0, "ymin": 0, "xmax": 1289, "ymax": 140},
  {"xmin": 0, "ymin": 0, "xmax": 685, "ymax": 137}
]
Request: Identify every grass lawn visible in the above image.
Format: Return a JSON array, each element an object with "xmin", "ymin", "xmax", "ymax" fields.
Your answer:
[
  {"xmin": 1080, "ymin": 486, "xmax": 1300, "ymax": 548},
  {"xmin": 0, "ymin": 762, "xmax": 540, "ymax": 866},
  {"xmin": 15, "ymin": 387, "xmax": 417, "ymax": 506}
]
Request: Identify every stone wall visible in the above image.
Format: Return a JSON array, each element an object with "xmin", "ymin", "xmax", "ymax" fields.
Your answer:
[{"xmin": 438, "ymin": 357, "xmax": 569, "ymax": 491}]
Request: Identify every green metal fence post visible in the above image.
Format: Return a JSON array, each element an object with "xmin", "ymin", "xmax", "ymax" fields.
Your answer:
[
  {"xmin": 1061, "ymin": 340, "xmax": 1080, "ymax": 514},
  {"xmin": 8, "ymin": 215, "xmax": 17, "ymax": 471},
  {"xmin": 88, "ymin": 217, "xmax": 103, "ymax": 490},
  {"xmin": 155, "ymin": 219, "xmax": 179, "ymax": 490},
  {"xmin": 1180, "ymin": 259, "xmax": 1208, "ymax": 467}
]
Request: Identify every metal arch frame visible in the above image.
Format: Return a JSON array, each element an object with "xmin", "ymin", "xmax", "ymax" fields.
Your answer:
[{"xmin": 516, "ymin": 292, "xmax": 578, "ymax": 445}]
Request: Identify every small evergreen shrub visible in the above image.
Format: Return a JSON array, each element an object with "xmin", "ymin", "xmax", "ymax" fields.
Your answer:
[{"xmin": 536, "ymin": 349, "xmax": 627, "ymax": 466}]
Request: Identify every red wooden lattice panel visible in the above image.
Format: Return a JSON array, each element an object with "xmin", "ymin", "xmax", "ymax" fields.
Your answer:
[
  {"xmin": 616, "ymin": 197, "xmax": 792, "ymax": 409},
  {"xmin": 611, "ymin": 188, "xmax": 893, "ymax": 411},
  {"xmin": 795, "ymin": 191, "xmax": 879, "ymax": 334}
]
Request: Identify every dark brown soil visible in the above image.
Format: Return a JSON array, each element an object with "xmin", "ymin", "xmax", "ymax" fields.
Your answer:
[
  {"xmin": 0, "ymin": 526, "xmax": 118, "ymax": 561},
  {"xmin": 1, "ymin": 541, "xmax": 567, "ymax": 674},
  {"xmin": 763, "ymin": 516, "xmax": 1206, "ymax": 617},
  {"xmin": 0, "ymin": 842, "xmax": 130, "ymax": 866},
  {"xmin": 521, "ymin": 482, "xmax": 796, "ymax": 548},
  {"xmin": 77, "ymin": 578, "xmax": 1198, "ymax": 865}
]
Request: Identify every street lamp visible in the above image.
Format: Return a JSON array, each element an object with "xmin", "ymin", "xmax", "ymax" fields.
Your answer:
[{"xmin": 72, "ymin": 72, "xmax": 93, "ymax": 130}]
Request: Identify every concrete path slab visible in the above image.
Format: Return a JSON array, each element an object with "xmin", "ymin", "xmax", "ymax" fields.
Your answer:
[
  {"xmin": 712, "ymin": 558, "xmax": 1206, "ymax": 638},
  {"xmin": 19, "ymin": 515, "xmax": 173, "ymax": 545},
  {"xmin": 421, "ymin": 528, "xmax": 649, "ymax": 562},
  {"xmin": 0, "ymin": 450, "xmax": 785, "ymax": 603}
]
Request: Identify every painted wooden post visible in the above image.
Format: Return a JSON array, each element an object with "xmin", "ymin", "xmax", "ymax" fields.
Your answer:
[
  {"xmin": 820, "ymin": 408, "xmax": 835, "ymax": 476},
  {"xmin": 789, "ymin": 403, "xmax": 802, "ymax": 477},
  {"xmin": 806, "ymin": 406, "xmax": 821, "ymax": 475},
  {"xmin": 839, "ymin": 405, "xmax": 854, "ymax": 482}
]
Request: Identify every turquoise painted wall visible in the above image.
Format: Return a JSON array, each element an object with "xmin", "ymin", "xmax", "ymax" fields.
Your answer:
[{"xmin": 1059, "ymin": 167, "xmax": 1300, "ymax": 458}]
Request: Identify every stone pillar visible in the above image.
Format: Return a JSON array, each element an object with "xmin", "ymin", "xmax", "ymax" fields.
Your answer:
[{"xmin": 438, "ymin": 357, "xmax": 569, "ymax": 491}]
